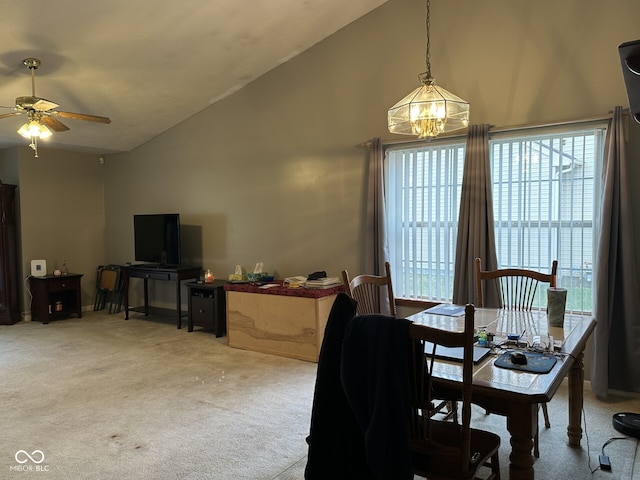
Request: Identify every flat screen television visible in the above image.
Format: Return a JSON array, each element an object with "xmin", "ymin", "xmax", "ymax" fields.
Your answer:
[{"xmin": 133, "ymin": 213, "xmax": 182, "ymax": 266}]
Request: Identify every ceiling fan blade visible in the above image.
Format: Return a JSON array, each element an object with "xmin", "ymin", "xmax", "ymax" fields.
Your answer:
[
  {"xmin": 52, "ymin": 110, "xmax": 111, "ymax": 124},
  {"xmin": 0, "ymin": 112, "xmax": 21, "ymax": 120},
  {"xmin": 40, "ymin": 115, "xmax": 70, "ymax": 132}
]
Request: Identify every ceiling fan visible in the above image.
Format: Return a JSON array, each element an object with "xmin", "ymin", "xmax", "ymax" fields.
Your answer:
[{"xmin": 0, "ymin": 58, "xmax": 111, "ymax": 156}]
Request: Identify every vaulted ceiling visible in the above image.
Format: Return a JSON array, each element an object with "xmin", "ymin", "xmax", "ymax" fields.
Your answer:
[{"xmin": 0, "ymin": 0, "xmax": 387, "ymax": 154}]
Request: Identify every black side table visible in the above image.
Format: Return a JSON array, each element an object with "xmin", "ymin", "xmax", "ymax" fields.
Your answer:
[
  {"xmin": 186, "ymin": 280, "xmax": 227, "ymax": 337},
  {"xmin": 30, "ymin": 273, "xmax": 83, "ymax": 324}
]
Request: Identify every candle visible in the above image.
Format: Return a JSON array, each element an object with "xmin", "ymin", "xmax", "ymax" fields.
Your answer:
[{"xmin": 205, "ymin": 269, "xmax": 214, "ymax": 283}]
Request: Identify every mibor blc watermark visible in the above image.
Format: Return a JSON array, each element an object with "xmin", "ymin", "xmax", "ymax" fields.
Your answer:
[{"xmin": 10, "ymin": 450, "xmax": 50, "ymax": 473}]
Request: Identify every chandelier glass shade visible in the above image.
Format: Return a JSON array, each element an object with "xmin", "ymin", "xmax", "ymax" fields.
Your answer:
[{"xmin": 388, "ymin": 74, "xmax": 469, "ymax": 138}]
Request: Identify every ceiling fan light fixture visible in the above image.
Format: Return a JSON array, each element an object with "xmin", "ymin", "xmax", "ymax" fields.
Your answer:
[
  {"xmin": 0, "ymin": 57, "xmax": 112, "ymax": 157},
  {"xmin": 387, "ymin": 0, "xmax": 469, "ymax": 139},
  {"xmin": 18, "ymin": 119, "xmax": 52, "ymax": 140}
]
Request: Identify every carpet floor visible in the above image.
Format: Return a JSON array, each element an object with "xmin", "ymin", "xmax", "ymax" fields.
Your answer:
[{"xmin": 1, "ymin": 310, "xmax": 638, "ymax": 479}]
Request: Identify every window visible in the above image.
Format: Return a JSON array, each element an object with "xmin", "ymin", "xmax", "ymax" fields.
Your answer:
[
  {"xmin": 385, "ymin": 142, "xmax": 466, "ymax": 301},
  {"xmin": 384, "ymin": 124, "xmax": 605, "ymax": 314},
  {"xmin": 490, "ymin": 128, "xmax": 603, "ymax": 312}
]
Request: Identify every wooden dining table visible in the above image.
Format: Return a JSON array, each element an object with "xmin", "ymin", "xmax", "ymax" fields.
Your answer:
[{"xmin": 407, "ymin": 306, "xmax": 596, "ymax": 480}]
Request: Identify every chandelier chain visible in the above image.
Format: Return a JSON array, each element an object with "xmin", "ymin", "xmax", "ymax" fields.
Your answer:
[{"xmin": 425, "ymin": 0, "xmax": 431, "ymax": 78}]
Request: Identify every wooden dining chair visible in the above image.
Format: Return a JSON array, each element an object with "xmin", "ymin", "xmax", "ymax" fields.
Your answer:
[
  {"xmin": 409, "ymin": 304, "xmax": 501, "ymax": 479},
  {"xmin": 342, "ymin": 262, "xmax": 458, "ymax": 421},
  {"xmin": 475, "ymin": 257, "xmax": 558, "ymax": 457},
  {"xmin": 474, "ymin": 258, "xmax": 558, "ymax": 310},
  {"xmin": 342, "ymin": 261, "xmax": 396, "ymax": 317}
]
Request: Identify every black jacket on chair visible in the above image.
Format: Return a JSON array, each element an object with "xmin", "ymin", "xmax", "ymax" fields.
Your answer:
[
  {"xmin": 305, "ymin": 293, "xmax": 369, "ymax": 479},
  {"xmin": 305, "ymin": 293, "xmax": 413, "ymax": 480},
  {"xmin": 341, "ymin": 314, "xmax": 413, "ymax": 480}
]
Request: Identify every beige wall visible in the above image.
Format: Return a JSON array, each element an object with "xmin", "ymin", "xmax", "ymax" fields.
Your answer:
[
  {"xmin": 104, "ymin": 0, "xmax": 640, "ymax": 276},
  {"xmin": 15, "ymin": 147, "xmax": 105, "ymax": 315},
  {"xmin": 2, "ymin": 0, "xmax": 640, "ymax": 317}
]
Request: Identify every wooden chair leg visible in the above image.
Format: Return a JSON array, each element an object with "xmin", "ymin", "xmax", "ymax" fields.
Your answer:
[
  {"xmin": 533, "ymin": 402, "xmax": 549, "ymax": 459},
  {"xmin": 450, "ymin": 401, "xmax": 458, "ymax": 424},
  {"xmin": 541, "ymin": 402, "xmax": 551, "ymax": 428},
  {"xmin": 491, "ymin": 450, "xmax": 501, "ymax": 479},
  {"xmin": 483, "ymin": 450, "xmax": 501, "ymax": 479}
]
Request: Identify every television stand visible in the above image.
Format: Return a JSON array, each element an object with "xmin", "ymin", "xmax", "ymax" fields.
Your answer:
[
  {"xmin": 136, "ymin": 263, "xmax": 181, "ymax": 269},
  {"xmin": 123, "ymin": 264, "xmax": 201, "ymax": 328}
]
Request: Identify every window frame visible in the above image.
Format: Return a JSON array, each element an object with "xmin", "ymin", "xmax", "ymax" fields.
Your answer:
[{"xmin": 383, "ymin": 122, "xmax": 606, "ymax": 314}]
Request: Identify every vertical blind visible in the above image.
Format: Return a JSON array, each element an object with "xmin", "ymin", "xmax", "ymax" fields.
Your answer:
[
  {"xmin": 490, "ymin": 128, "xmax": 603, "ymax": 312},
  {"xmin": 384, "ymin": 125, "xmax": 605, "ymax": 313},
  {"xmin": 386, "ymin": 143, "xmax": 466, "ymax": 301}
]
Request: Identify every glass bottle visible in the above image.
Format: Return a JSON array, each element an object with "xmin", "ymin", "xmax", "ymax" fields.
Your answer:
[{"xmin": 477, "ymin": 326, "xmax": 488, "ymax": 347}]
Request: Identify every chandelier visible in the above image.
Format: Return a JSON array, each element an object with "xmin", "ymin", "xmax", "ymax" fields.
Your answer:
[{"xmin": 387, "ymin": 0, "xmax": 469, "ymax": 139}]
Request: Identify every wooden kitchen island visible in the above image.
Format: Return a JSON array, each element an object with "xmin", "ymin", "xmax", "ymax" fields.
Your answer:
[{"xmin": 224, "ymin": 282, "xmax": 342, "ymax": 362}]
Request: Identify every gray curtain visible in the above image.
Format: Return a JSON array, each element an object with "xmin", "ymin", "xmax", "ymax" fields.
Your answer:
[
  {"xmin": 364, "ymin": 137, "xmax": 388, "ymax": 276},
  {"xmin": 591, "ymin": 106, "xmax": 640, "ymax": 397},
  {"xmin": 452, "ymin": 124, "xmax": 500, "ymax": 307}
]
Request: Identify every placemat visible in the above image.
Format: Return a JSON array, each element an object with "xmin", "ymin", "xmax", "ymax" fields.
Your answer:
[{"xmin": 494, "ymin": 351, "xmax": 558, "ymax": 373}]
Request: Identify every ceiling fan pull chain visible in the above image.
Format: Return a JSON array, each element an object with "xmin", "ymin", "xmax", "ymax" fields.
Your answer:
[{"xmin": 29, "ymin": 137, "xmax": 39, "ymax": 158}]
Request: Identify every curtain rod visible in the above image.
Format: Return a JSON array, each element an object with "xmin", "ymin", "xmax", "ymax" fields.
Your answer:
[
  {"xmin": 489, "ymin": 111, "xmax": 618, "ymax": 134},
  {"xmin": 360, "ymin": 110, "xmax": 624, "ymax": 148}
]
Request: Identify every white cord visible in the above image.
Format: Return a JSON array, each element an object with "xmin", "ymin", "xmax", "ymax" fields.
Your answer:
[
  {"xmin": 582, "ymin": 406, "xmax": 599, "ymax": 475},
  {"xmin": 630, "ymin": 437, "xmax": 639, "ymax": 480},
  {"xmin": 23, "ymin": 275, "xmax": 33, "ymax": 317}
]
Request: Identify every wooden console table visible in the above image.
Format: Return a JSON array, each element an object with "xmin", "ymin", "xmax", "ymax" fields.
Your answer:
[
  {"xmin": 224, "ymin": 282, "xmax": 342, "ymax": 362},
  {"xmin": 123, "ymin": 264, "xmax": 201, "ymax": 329}
]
